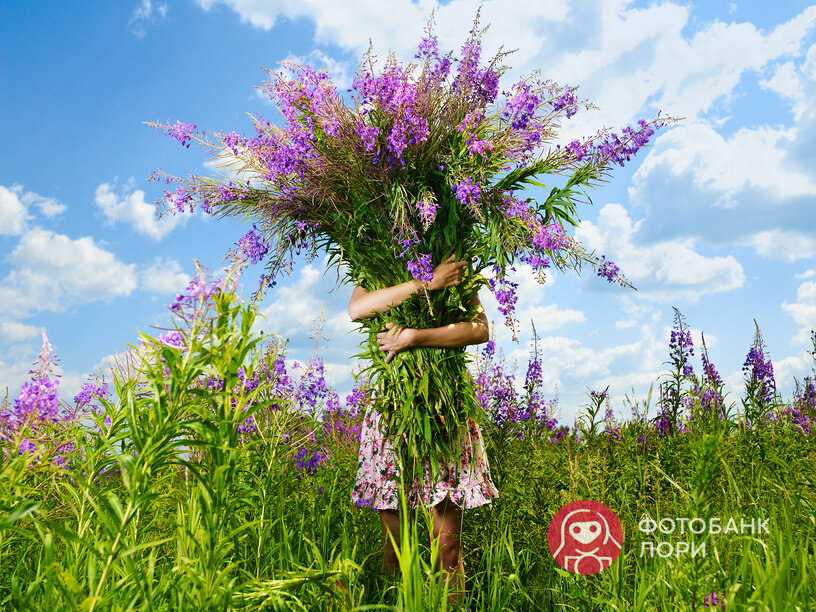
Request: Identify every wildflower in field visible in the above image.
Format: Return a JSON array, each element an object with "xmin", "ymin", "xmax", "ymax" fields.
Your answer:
[
  {"xmin": 703, "ymin": 591, "xmax": 725, "ymax": 610},
  {"xmin": 75, "ymin": 382, "xmax": 112, "ymax": 431},
  {"xmin": 669, "ymin": 320, "xmax": 694, "ymax": 376},
  {"xmin": 742, "ymin": 345, "xmax": 776, "ymax": 407},
  {"xmin": 294, "ymin": 446, "xmax": 327, "ymax": 478},
  {"xmin": 781, "ymin": 377, "xmax": 814, "ymax": 435},
  {"xmin": 603, "ymin": 405, "xmax": 622, "ymax": 442},
  {"xmin": 293, "ymin": 358, "xmax": 330, "ymax": 412},
  {"xmin": 322, "ymin": 391, "xmax": 364, "ymax": 448},
  {"xmin": 4, "ymin": 334, "xmax": 61, "ymax": 430},
  {"xmin": 636, "ymin": 434, "xmax": 650, "ymax": 452}
]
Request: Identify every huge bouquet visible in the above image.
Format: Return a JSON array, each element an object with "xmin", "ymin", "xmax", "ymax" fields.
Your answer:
[{"xmin": 149, "ymin": 15, "xmax": 669, "ymax": 476}]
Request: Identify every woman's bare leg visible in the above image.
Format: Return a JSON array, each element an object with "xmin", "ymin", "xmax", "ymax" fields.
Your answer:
[
  {"xmin": 379, "ymin": 509, "xmax": 401, "ymax": 575},
  {"xmin": 432, "ymin": 496, "xmax": 465, "ymax": 602}
]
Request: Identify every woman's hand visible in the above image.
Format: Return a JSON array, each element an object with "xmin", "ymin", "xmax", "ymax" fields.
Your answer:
[
  {"xmin": 376, "ymin": 322, "xmax": 417, "ymax": 364},
  {"xmin": 428, "ymin": 253, "xmax": 469, "ymax": 291}
]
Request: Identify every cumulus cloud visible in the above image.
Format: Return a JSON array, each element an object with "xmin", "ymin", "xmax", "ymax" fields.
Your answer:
[
  {"xmin": 0, "ymin": 228, "xmax": 138, "ymax": 318},
  {"xmin": 255, "ymin": 264, "xmax": 324, "ymax": 337},
  {"xmin": 0, "ymin": 185, "xmax": 28, "ymax": 235},
  {"xmin": 95, "ymin": 181, "xmax": 181, "ymax": 240},
  {"xmin": 195, "ymin": 0, "xmax": 572, "ymax": 85},
  {"xmin": 575, "ymin": 204, "xmax": 745, "ymax": 302},
  {"xmin": 20, "ymin": 190, "xmax": 67, "ymax": 218},
  {"xmin": 0, "ymin": 321, "xmax": 42, "ymax": 344},
  {"xmin": 139, "ymin": 258, "xmax": 190, "ymax": 294},
  {"xmin": 548, "ymin": 1, "xmax": 816, "ymax": 130},
  {"xmin": 782, "ymin": 279, "xmax": 816, "ymax": 344},
  {"xmin": 0, "ymin": 184, "xmax": 67, "ymax": 236}
]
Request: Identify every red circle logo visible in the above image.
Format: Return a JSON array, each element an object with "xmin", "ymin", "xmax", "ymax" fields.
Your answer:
[{"xmin": 547, "ymin": 500, "xmax": 623, "ymax": 574}]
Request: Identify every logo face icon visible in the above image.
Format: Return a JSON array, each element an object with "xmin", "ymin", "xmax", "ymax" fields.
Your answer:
[{"xmin": 548, "ymin": 500, "xmax": 622, "ymax": 575}]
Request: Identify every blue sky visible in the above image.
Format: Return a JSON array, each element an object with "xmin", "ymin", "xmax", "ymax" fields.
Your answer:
[{"xmin": 2, "ymin": 0, "xmax": 816, "ymax": 425}]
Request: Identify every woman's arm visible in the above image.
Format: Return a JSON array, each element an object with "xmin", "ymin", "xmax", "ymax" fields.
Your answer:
[
  {"xmin": 376, "ymin": 295, "xmax": 489, "ymax": 364},
  {"xmin": 348, "ymin": 253, "xmax": 468, "ymax": 321}
]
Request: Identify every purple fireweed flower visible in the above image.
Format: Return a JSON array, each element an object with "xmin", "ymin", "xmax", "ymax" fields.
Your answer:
[
  {"xmin": 13, "ymin": 377, "xmax": 60, "ymax": 426},
  {"xmin": 565, "ymin": 139, "xmax": 591, "ymax": 162},
  {"xmin": 169, "ymin": 275, "xmax": 224, "ymax": 312},
  {"xmin": 415, "ymin": 29, "xmax": 440, "ymax": 60},
  {"xmin": 27, "ymin": 332, "xmax": 59, "ymax": 380},
  {"xmin": 487, "ymin": 268, "xmax": 519, "ymax": 318},
  {"xmin": 594, "ymin": 119, "xmax": 656, "ymax": 167},
  {"xmin": 702, "ymin": 350, "xmax": 723, "ymax": 387},
  {"xmin": 163, "ymin": 121, "xmax": 197, "ymax": 148},
  {"xmin": 636, "ymin": 434, "xmax": 650, "ymax": 452},
  {"xmin": 596, "ymin": 255, "xmax": 621, "ymax": 284},
  {"xmin": 551, "ymin": 87, "xmax": 578, "ymax": 119},
  {"xmin": 74, "ymin": 382, "xmax": 110, "ymax": 406},
  {"xmin": 551, "ymin": 426, "xmax": 569, "ymax": 444},
  {"xmin": 294, "ymin": 445, "xmax": 327, "ymax": 479},
  {"xmin": 406, "ymin": 253, "xmax": 434, "ymax": 282},
  {"xmin": 323, "ymin": 392, "xmax": 363, "ymax": 446},
  {"xmin": 344, "ymin": 384, "xmax": 374, "ymax": 413},
  {"xmin": 654, "ymin": 407, "xmax": 672, "ymax": 438},
  {"xmin": 355, "ymin": 497, "xmax": 373, "ymax": 510},
  {"xmin": 293, "ymin": 358, "xmax": 330, "ymax": 411},
  {"xmin": 468, "ymin": 139, "xmax": 494, "ymax": 156},
  {"xmin": 703, "ymin": 592, "xmax": 725, "ymax": 611},
  {"xmin": 503, "ymin": 81, "xmax": 541, "ymax": 130},
  {"xmin": 742, "ymin": 345, "xmax": 776, "ymax": 405},
  {"xmin": 589, "ymin": 389, "xmax": 608, "ymax": 401},
  {"xmin": 453, "ymin": 177, "xmax": 481, "ymax": 213},
  {"xmin": 223, "ymin": 130, "xmax": 243, "ymax": 154},
  {"xmin": 417, "ymin": 197, "xmax": 438, "ymax": 228},
  {"xmin": 669, "ymin": 328, "xmax": 694, "ymax": 374},
  {"xmin": 355, "ymin": 122, "xmax": 379, "ymax": 152},
  {"xmin": 156, "ymin": 331, "xmax": 185, "ymax": 348},
  {"xmin": 235, "ymin": 226, "xmax": 269, "ymax": 265}
]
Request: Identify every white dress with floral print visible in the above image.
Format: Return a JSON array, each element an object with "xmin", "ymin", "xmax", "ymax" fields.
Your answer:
[{"xmin": 351, "ymin": 407, "xmax": 499, "ymax": 510}]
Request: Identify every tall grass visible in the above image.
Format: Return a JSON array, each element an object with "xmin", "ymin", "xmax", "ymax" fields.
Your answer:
[{"xmin": 1, "ymin": 279, "xmax": 815, "ymax": 610}]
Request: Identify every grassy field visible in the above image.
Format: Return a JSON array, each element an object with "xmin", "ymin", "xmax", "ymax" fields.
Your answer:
[{"xmin": 1, "ymin": 288, "xmax": 814, "ymax": 611}]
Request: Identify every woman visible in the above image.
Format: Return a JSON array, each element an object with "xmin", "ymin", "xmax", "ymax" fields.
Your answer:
[{"xmin": 349, "ymin": 253, "xmax": 499, "ymax": 600}]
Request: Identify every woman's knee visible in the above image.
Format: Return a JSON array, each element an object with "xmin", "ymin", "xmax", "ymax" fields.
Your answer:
[{"xmin": 437, "ymin": 532, "xmax": 461, "ymax": 570}]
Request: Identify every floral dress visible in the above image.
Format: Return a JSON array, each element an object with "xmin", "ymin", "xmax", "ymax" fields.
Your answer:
[{"xmin": 351, "ymin": 407, "xmax": 499, "ymax": 510}]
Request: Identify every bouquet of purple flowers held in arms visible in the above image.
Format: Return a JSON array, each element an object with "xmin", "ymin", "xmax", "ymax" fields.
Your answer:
[{"xmin": 148, "ymin": 13, "xmax": 672, "ymax": 476}]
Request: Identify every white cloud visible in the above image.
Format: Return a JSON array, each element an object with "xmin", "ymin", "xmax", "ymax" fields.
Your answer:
[
  {"xmin": 575, "ymin": 204, "xmax": 745, "ymax": 301},
  {"xmin": 139, "ymin": 258, "xmax": 190, "ymax": 294},
  {"xmin": 0, "ymin": 184, "xmax": 28, "ymax": 235},
  {"xmin": 195, "ymin": 0, "xmax": 571, "ymax": 84},
  {"xmin": 634, "ymin": 122, "xmax": 816, "ymax": 203},
  {"xmin": 129, "ymin": 0, "xmax": 169, "ymax": 38},
  {"xmin": 774, "ymin": 353, "xmax": 813, "ymax": 390},
  {"xmin": 20, "ymin": 190, "xmax": 67, "ymax": 218},
  {"xmin": 0, "ymin": 228, "xmax": 138, "ymax": 318},
  {"xmin": 1, "ymin": 183, "xmax": 67, "ymax": 237},
  {"xmin": 760, "ymin": 61, "xmax": 806, "ymax": 114},
  {"xmin": 747, "ymin": 230, "xmax": 816, "ymax": 263},
  {"xmin": 95, "ymin": 181, "xmax": 181, "ymax": 240},
  {"xmin": 543, "ymin": 3, "xmax": 816, "ymax": 141},
  {"xmin": 782, "ymin": 279, "xmax": 816, "ymax": 344},
  {"xmin": 0, "ymin": 321, "xmax": 42, "ymax": 344},
  {"xmin": 255, "ymin": 263, "xmax": 325, "ymax": 337}
]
